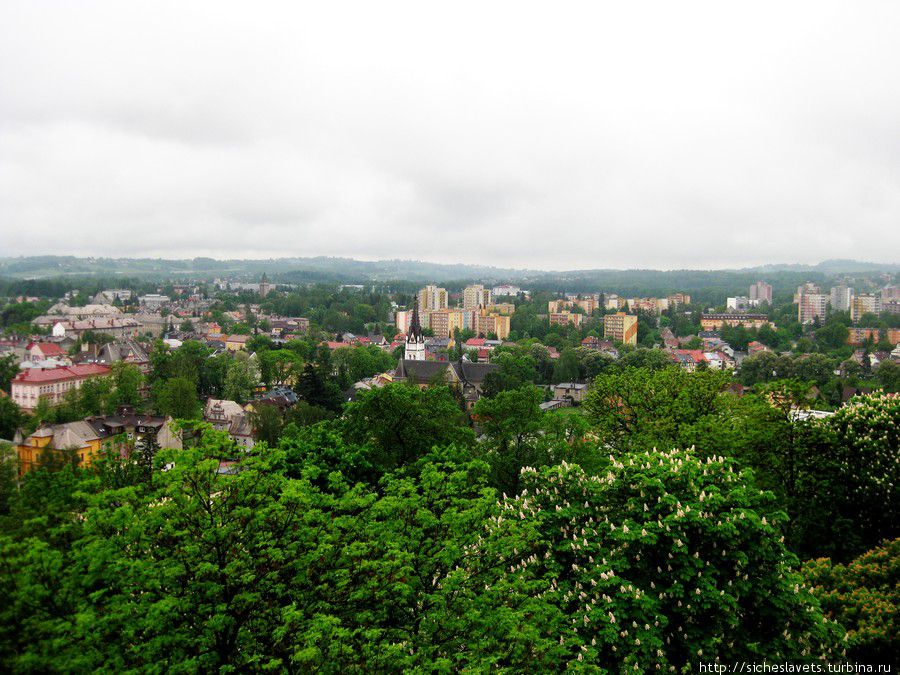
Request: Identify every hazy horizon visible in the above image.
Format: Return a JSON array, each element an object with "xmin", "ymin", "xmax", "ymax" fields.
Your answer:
[{"xmin": 1, "ymin": 253, "xmax": 897, "ymax": 277}]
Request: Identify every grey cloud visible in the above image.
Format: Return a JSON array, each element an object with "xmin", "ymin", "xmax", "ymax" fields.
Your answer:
[{"xmin": 0, "ymin": 1, "xmax": 898, "ymax": 269}]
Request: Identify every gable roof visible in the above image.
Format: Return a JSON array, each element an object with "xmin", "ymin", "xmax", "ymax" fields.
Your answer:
[
  {"xmin": 13, "ymin": 364, "xmax": 110, "ymax": 383},
  {"xmin": 27, "ymin": 342, "xmax": 65, "ymax": 357}
]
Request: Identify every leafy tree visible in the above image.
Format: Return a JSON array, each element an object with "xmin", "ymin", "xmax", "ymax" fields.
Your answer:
[
  {"xmin": 583, "ymin": 368, "xmax": 731, "ymax": 453},
  {"xmin": 109, "ymin": 362, "xmax": 143, "ymax": 409},
  {"xmin": 446, "ymin": 452, "xmax": 842, "ymax": 670},
  {"xmin": 77, "ymin": 376, "xmax": 114, "ymax": 416},
  {"xmin": 199, "ymin": 351, "xmax": 230, "ymax": 398},
  {"xmin": 257, "ymin": 349, "xmax": 302, "ymax": 388},
  {"xmin": 70, "ymin": 443, "xmax": 303, "ymax": 671},
  {"xmin": 576, "ymin": 348, "xmax": 614, "ymax": 381},
  {"xmin": 295, "ymin": 362, "xmax": 342, "ymax": 412},
  {"xmin": 473, "ymin": 386, "xmax": 546, "ymax": 494},
  {"xmin": 822, "ymin": 393, "xmax": 900, "ymax": 554},
  {"xmin": 814, "ymin": 321, "xmax": 849, "ymax": 352},
  {"xmin": 275, "ymin": 452, "xmax": 496, "ymax": 671},
  {"xmin": 342, "ymin": 384, "xmax": 474, "ymax": 478},
  {"xmin": 283, "ymin": 401, "xmax": 333, "ymax": 429},
  {"xmin": 154, "ymin": 376, "xmax": 200, "ymax": 420},
  {"xmin": 0, "ymin": 354, "xmax": 18, "ymax": 394},
  {"xmin": 739, "ymin": 351, "xmax": 793, "ymax": 386},
  {"xmin": 803, "ymin": 538, "xmax": 899, "ymax": 664},
  {"xmin": 482, "ymin": 350, "xmax": 539, "ymax": 397},
  {"xmin": 875, "ymin": 359, "xmax": 900, "ymax": 393},
  {"xmin": 793, "ymin": 353, "xmax": 837, "ymax": 388},
  {"xmin": 474, "ymin": 387, "xmax": 598, "ymax": 495},
  {"xmin": 0, "ymin": 442, "xmax": 17, "ymax": 518},
  {"xmin": 614, "ymin": 347, "xmax": 673, "ymax": 372},
  {"xmin": 0, "ymin": 398, "xmax": 24, "ymax": 441},
  {"xmin": 223, "ymin": 352, "xmax": 261, "ymax": 404},
  {"xmin": 551, "ymin": 348, "xmax": 580, "ymax": 384},
  {"xmin": 249, "ymin": 403, "xmax": 284, "ymax": 447},
  {"xmin": 332, "ymin": 345, "xmax": 396, "ymax": 384}
]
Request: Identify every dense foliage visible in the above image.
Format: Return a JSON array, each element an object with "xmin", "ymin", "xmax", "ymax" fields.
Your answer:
[
  {"xmin": 1, "ymin": 268, "xmax": 899, "ymax": 669},
  {"xmin": 803, "ymin": 539, "xmax": 899, "ymax": 664}
]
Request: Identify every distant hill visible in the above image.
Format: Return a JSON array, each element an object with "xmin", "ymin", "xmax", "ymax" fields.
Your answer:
[
  {"xmin": 0, "ymin": 255, "xmax": 535, "ymax": 283},
  {"xmin": 743, "ymin": 259, "xmax": 900, "ymax": 274},
  {"xmin": 0, "ymin": 255, "xmax": 895, "ymax": 286}
]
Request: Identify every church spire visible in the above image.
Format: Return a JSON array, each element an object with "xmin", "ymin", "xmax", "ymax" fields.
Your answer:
[
  {"xmin": 408, "ymin": 303, "xmax": 424, "ymax": 344},
  {"xmin": 405, "ymin": 302, "xmax": 425, "ymax": 360}
]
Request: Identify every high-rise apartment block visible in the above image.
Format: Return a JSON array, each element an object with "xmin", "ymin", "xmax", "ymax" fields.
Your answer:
[
  {"xmin": 797, "ymin": 292, "xmax": 828, "ymax": 324},
  {"xmin": 427, "ymin": 309, "xmax": 465, "ymax": 339},
  {"xmin": 830, "ymin": 284, "xmax": 852, "ymax": 312},
  {"xmin": 475, "ymin": 312, "xmax": 511, "ymax": 340},
  {"xmin": 667, "ymin": 293, "xmax": 692, "ymax": 307},
  {"xmin": 549, "ymin": 297, "xmax": 598, "ymax": 314},
  {"xmin": 794, "ymin": 282, "xmax": 821, "ymax": 304},
  {"xmin": 549, "ymin": 311, "xmax": 583, "ymax": 327},
  {"xmin": 850, "ymin": 295, "xmax": 882, "ymax": 323},
  {"xmin": 418, "ymin": 285, "xmax": 448, "ymax": 314},
  {"xmin": 880, "ymin": 286, "xmax": 900, "ymax": 303},
  {"xmin": 395, "ymin": 309, "xmax": 412, "ymax": 334},
  {"xmin": 749, "ymin": 281, "xmax": 772, "ymax": 305},
  {"xmin": 603, "ymin": 312, "xmax": 638, "ymax": 346},
  {"xmin": 463, "ymin": 284, "xmax": 492, "ymax": 310}
]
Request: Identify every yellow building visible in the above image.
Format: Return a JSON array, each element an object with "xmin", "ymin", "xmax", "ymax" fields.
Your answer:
[
  {"xmin": 418, "ymin": 285, "xmax": 449, "ymax": 314},
  {"xmin": 548, "ymin": 298, "xmax": 597, "ymax": 314},
  {"xmin": 475, "ymin": 312, "xmax": 511, "ymax": 339},
  {"xmin": 667, "ymin": 293, "xmax": 692, "ymax": 306},
  {"xmin": 15, "ymin": 421, "xmax": 105, "ymax": 474},
  {"xmin": 225, "ymin": 334, "xmax": 250, "ymax": 351},
  {"xmin": 604, "ymin": 312, "xmax": 638, "ymax": 346},
  {"xmin": 14, "ymin": 409, "xmax": 181, "ymax": 475},
  {"xmin": 463, "ymin": 284, "xmax": 492, "ymax": 309},
  {"xmin": 427, "ymin": 309, "xmax": 465, "ymax": 339},
  {"xmin": 549, "ymin": 311, "xmax": 583, "ymax": 327},
  {"xmin": 486, "ymin": 302, "xmax": 516, "ymax": 315},
  {"xmin": 850, "ymin": 295, "xmax": 881, "ymax": 323}
]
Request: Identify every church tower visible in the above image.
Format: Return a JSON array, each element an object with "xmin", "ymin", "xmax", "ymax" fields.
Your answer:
[{"xmin": 405, "ymin": 304, "xmax": 426, "ymax": 361}]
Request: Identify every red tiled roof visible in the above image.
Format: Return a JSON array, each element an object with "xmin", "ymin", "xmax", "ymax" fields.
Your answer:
[
  {"xmin": 672, "ymin": 349, "xmax": 707, "ymax": 363},
  {"xmin": 27, "ymin": 342, "xmax": 65, "ymax": 357},
  {"xmin": 465, "ymin": 338, "xmax": 486, "ymax": 346},
  {"xmin": 13, "ymin": 364, "xmax": 110, "ymax": 383}
]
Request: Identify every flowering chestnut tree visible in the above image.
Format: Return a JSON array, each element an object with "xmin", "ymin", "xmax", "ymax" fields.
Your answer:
[
  {"xmin": 823, "ymin": 393, "xmax": 899, "ymax": 551},
  {"xmin": 444, "ymin": 449, "xmax": 843, "ymax": 671}
]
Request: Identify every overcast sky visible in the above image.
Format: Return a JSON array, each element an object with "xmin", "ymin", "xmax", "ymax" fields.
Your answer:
[{"xmin": 1, "ymin": 2, "xmax": 898, "ymax": 270}]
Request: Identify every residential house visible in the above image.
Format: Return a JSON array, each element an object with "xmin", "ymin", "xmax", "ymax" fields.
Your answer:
[
  {"xmin": 14, "ymin": 407, "xmax": 180, "ymax": 475},
  {"xmin": 552, "ymin": 382, "xmax": 588, "ymax": 403},
  {"xmin": 225, "ymin": 334, "xmax": 251, "ymax": 351},
  {"xmin": 25, "ymin": 341, "xmax": 68, "ymax": 363},
  {"xmin": 203, "ymin": 399, "xmax": 255, "ymax": 449}
]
